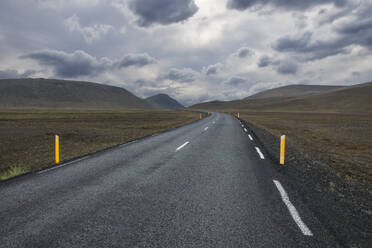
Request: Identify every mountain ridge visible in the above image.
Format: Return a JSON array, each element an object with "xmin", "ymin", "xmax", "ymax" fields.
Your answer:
[
  {"xmin": 145, "ymin": 93, "xmax": 184, "ymax": 109},
  {"xmin": 190, "ymin": 82, "xmax": 372, "ymax": 113},
  {"xmin": 245, "ymin": 84, "xmax": 345, "ymax": 100},
  {"xmin": 0, "ymin": 78, "xmax": 151, "ymax": 109}
]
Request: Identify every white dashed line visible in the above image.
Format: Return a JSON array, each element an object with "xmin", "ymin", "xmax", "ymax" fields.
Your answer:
[
  {"xmin": 248, "ymin": 134, "xmax": 253, "ymax": 141},
  {"xmin": 273, "ymin": 180, "xmax": 313, "ymax": 236},
  {"xmin": 255, "ymin": 147, "xmax": 265, "ymax": 159},
  {"xmin": 176, "ymin": 141, "xmax": 189, "ymax": 151},
  {"xmin": 244, "ymin": 128, "xmax": 248, "ymax": 132},
  {"xmin": 204, "ymin": 127, "xmax": 209, "ymax": 131}
]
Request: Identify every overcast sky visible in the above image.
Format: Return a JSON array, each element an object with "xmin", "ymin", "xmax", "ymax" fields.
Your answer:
[{"xmin": 1, "ymin": 0, "xmax": 372, "ymax": 105}]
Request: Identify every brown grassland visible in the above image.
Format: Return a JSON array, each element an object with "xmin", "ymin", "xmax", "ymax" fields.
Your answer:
[
  {"xmin": 0, "ymin": 109, "xmax": 199, "ymax": 180},
  {"xmin": 236, "ymin": 111, "xmax": 372, "ymax": 192}
]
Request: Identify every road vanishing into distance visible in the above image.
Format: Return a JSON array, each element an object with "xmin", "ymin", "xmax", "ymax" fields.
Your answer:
[{"xmin": 0, "ymin": 113, "xmax": 340, "ymax": 247}]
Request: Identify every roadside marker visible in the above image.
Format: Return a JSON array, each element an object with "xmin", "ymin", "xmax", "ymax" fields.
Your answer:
[
  {"xmin": 200, "ymin": 113, "xmax": 202, "ymax": 119},
  {"xmin": 280, "ymin": 135, "xmax": 286, "ymax": 165},
  {"xmin": 238, "ymin": 113, "xmax": 240, "ymax": 118},
  {"xmin": 55, "ymin": 135, "xmax": 60, "ymax": 164}
]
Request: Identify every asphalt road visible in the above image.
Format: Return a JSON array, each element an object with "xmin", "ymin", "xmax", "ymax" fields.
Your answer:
[{"xmin": 0, "ymin": 113, "xmax": 340, "ymax": 247}]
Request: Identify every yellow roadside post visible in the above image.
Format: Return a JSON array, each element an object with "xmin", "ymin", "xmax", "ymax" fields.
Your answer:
[
  {"xmin": 55, "ymin": 135, "xmax": 60, "ymax": 164},
  {"xmin": 280, "ymin": 135, "xmax": 286, "ymax": 165},
  {"xmin": 238, "ymin": 113, "xmax": 240, "ymax": 118},
  {"xmin": 200, "ymin": 113, "xmax": 202, "ymax": 119}
]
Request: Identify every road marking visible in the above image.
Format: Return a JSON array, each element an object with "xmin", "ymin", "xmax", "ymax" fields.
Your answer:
[
  {"xmin": 248, "ymin": 134, "xmax": 253, "ymax": 141},
  {"xmin": 241, "ymin": 125, "xmax": 244, "ymax": 127},
  {"xmin": 176, "ymin": 141, "xmax": 189, "ymax": 151},
  {"xmin": 244, "ymin": 128, "xmax": 248, "ymax": 132},
  {"xmin": 38, "ymin": 165, "xmax": 64, "ymax": 174},
  {"xmin": 38, "ymin": 157, "xmax": 87, "ymax": 174},
  {"xmin": 255, "ymin": 147, "xmax": 265, "ymax": 159},
  {"xmin": 121, "ymin": 140, "xmax": 137, "ymax": 146},
  {"xmin": 204, "ymin": 127, "xmax": 209, "ymax": 131},
  {"xmin": 273, "ymin": 180, "xmax": 313, "ymax": 236},
  {"xmin": 212, "ymin": 121, "xmax": 215, "ymax": 124}
]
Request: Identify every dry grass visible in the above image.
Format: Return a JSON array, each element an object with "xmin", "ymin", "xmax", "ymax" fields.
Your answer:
[
  {"xmin": 237, "ymin": 111, "xmax": 372, "ymax": 192},
  {"xmin": 0, "ymin": 165, "xmax": 29, "ymax": 180},
  {"xmin": 0, "ymin": 109, "xmax": 199, "ymax": 179}
]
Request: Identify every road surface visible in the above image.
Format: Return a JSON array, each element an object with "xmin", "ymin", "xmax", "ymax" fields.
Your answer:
[{"xmin": 0, "ymin": 113, "xmax": 339, "ymax": 247}]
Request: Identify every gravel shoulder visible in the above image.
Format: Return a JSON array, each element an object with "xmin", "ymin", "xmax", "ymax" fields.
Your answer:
[{"xmin": 239, "ymin": 117, "xmax": 372, "ymax": 248}]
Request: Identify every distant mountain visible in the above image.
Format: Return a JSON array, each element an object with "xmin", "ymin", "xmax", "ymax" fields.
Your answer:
[
  {"xmin": 246, "ymin": 85, "xmax": 344, "ymax": 100},
  {"xmin": 145, "ymin": 94, "xmax": 184, "ymax": 109},
  {"xmin": 191, "ymin": 82, "xmax": 372, "ymax": 113},
  {"xmin": 0, "ymin": 78, "xmax": 151, "ymax": 109}
]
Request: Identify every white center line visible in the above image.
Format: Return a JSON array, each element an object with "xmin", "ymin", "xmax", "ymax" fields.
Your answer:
[
  {"xmin": 204, "ymin": 127, "xmax": 209, "ymax": 131},
  {"xmin": 244, "ymin": 128, "xmax": 248, "ymax": 132},
  {"xmin": 248, "ymin": 134, "xmax": 253, "ymax": 141},
  {"xmin": 255, "ymin": 147, "xmax": 265, "ymax": 159},
  {"xmin": 176, "ymin": 141, "xmax": 189, "ymax": 151},
  {"xmin": 273, "ymin": 180, "xmax": 313, "ymax": 236}
]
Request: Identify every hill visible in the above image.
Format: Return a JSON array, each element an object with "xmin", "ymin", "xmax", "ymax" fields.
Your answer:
[
  {"xmin": 191, "ymin": 82, "xmax": 372, "ymax": 113},
  {"xmin": 145, "ymin": 94, "xmax": 184, "ymax": 109},
  {"xmin": 246, "ymin": 84, "xmax": 344, "ymax": 100},
  {"xmin": 0, "ymin": 78, "xmax": 151, "ymax": 109}
]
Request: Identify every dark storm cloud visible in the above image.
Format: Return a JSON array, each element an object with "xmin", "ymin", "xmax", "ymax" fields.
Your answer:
[
  {"xmin": 275, "ymin": 32, "xmax": 312, "ymax": 52},
  {"xmin": 257, "ymin": 56, "xmax": 297, "ymax": 74},
  {"xmin": 277, "ymin": 60, "xmax": 298, "ymax": 74},
  {"xmin": 204, "ymin": 63, "xmax": 223, "ymax": 76},
  {"xmin": 257, "ymin": 56, "xmax": 280, "ymax": 67},
  {"xmin": 0, "ymin": 69, "xmax": 37, "ymax": 79},
  {"xmin": 160, "ymin": 68, "xmax": 197, "ymax": 83},
  {"xmin": 257, "ymin": 56, "xmax": 272, "ymax": 67},
  {"xmin": 224, "ymin": 77, "xmax": 246, "ymax": 85},
  {"xmin": 274, "ymin": 32, "xmax": 349, "ymax": 60},
  {"xmin": 335, "ymin": 16, "xmax": 372, "ymax": 49},
  {"xmin": 135, "ymin": 79, "xmax": 158, "ymax": 87},
  {"xmin": 206, "ymin": 66, "xmax": 218, "ymax": 75},
  {"xmin": 117, "ymin": 53, "xmax": 157, "ymax": 68},
  {"xmin": 128, "ymin": 0, "xmax": 199, "ymax": 27},
  {"xmin": 226, "ymin": 0, "xmax": 348, "ymax": 11},
  {"xmin": 21, "ymin": 50, "xmax": 110, "ymax": 78},
  {"xmin": 274, "ymin": 2, "xmax": 372, "ymax": 60},
  {"xmin": 236, "ymin": 47, "xmax": 253, "ymax": 58},
  {"xmin": 21, "ymin": 50, "xmax": 156, "ymax": 78}
]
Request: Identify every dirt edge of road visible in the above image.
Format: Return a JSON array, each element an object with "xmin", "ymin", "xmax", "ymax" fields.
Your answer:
[{"xmin": 239, "ymin": 117, "xmax": 372, "ymax": 248}]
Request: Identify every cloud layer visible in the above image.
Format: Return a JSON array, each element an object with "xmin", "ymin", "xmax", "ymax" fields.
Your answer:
[
  {"xmin": 1, "ymin": 0, "xmax": 372, "ymax": 105},
  {"xmin": 227, "ymin": 0, "xmax": 349, "ymax": 11},
  {"xmin": 128, "ymin": 0, "xmax": 198, "ymax": 27},
  {"xmin": 21, "ymin": 50, "xmax": 156, "ymax": 78}
]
